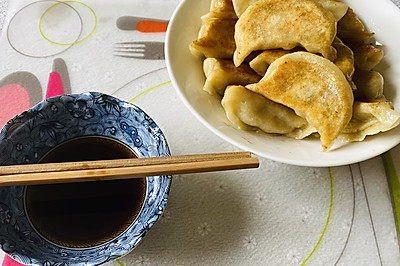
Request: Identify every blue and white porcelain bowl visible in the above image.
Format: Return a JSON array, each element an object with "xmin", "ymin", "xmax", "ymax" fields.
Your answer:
[{"xmin": 0, "ymin": 92, "xmax": 172, "ymax": 265}]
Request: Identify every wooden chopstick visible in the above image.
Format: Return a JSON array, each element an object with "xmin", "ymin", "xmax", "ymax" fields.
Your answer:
[
  {"xmin": 0, "ymin": 151, "xmax": 253, "ymax": 175},
  {"xmin": 0, "ymin": 152, "xmax": 259, "ymax": 186}
]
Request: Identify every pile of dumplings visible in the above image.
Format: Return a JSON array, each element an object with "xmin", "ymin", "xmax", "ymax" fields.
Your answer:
[{"xmin": 189, "ymin": 0, "xmax": 400, "ymax": 151}]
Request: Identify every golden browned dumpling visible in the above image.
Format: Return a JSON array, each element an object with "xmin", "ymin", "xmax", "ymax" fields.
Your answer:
[
  {"xmin": 353, "ymin": 70, "xmax": 384, "ymax": 100},
  {"xmin": 332, "ymin": 37, "xmax": 355, "ymax": 79},
  {"xmin": 232, "ymin": 0, "xmax": 348, "ymax": 21},
  {"xmin": 233, "ymin": 0, "xmax": 337, "ymax": 66},
  {"xmin": 249, "ymin": 38, "xmax": 356, "ymax": 81},
  {"xmin": 189, "ymin": 18, "xmax": 236, "ymax": 59},
  {"xmin": 189, "ymin": 0, "xmax": 237, "ymax": 59},
  {"xmin": 231, "ymin": 0, "xmax": 255, "ymax": 17},
  {"xmin": 314, "ymin": 0, "xmax": 348, "ymax": 21},
  {"xmin": 249, "ymin": 48, "xmax": 303, "ymax": 76},
  {"xmin": 347, "ymin": 41, "xmax": 384, "ymax": 70},
  {"xmin": 339, "ymin": 100, "xmax": 400, "ymax": 142},
  {"xmin": 246, "ymin": 52, "xmax": 354, "ymax": 150},
  {"xmin": 207, "ymin": 0, "xmax": 238, "ymax": 19},
  {"xmin": 337, "ymin": 8, "xmax": 374, "ymax": 41},
  {"xmin": 221, "ymin": 85, "xmax": 316, "ymax": 138},
  {"xmin": 248, "ymin": 38, "xmax": 355, "ymax": 80},
  {"xmin": 203, "ymin": 58, "xmax": 261, "ymax": 97},
  {"xmin": 331, "ymin": 37, "xmax": 357, "ymax": 90}
]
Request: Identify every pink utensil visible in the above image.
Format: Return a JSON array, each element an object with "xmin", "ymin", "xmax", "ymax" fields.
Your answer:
[
  {"xmin": 46, "ymin": 58, "xmax": 71, "ymax": 98},
  {"xmin": 0, "ymin": 72, "xmax": 42, "ymax": 129}
]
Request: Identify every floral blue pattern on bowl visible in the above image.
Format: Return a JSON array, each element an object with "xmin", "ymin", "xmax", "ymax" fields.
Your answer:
[{"xmin": 0, "ymin": 92, "xmax": 172, "ymax": 266}]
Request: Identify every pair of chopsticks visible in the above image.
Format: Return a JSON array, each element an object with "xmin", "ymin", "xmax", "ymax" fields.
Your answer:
[{"xmin": 0, "ymin": 152, "xmax": 259, "ymax": 186}]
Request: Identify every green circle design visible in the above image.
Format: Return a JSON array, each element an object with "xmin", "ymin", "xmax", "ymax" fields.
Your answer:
[{"xmin": 39, "ymin": 1, "xmax": 97, "ymax": 46}]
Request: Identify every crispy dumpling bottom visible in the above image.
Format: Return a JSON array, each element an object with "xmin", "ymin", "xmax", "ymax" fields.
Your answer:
[
  {"xmin": 221, "ymin": 85, "xmax": 316, "ymax": 139},
  {"xmin": 222, "ymin": 87, "xmax": 400, "ymax": 148},
  {"xmin": 247, "ymin": 52, "xmax": 354, "ymax": 151}
]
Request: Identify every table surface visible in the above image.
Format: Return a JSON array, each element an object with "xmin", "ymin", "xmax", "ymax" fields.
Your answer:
[{"xmin": 1, "ymin": 0, "xmax": 400, "ymax": 265}]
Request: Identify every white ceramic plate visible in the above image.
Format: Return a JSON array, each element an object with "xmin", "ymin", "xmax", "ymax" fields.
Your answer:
[{"xmin": 165, "ymin": 0, "xmax": 400, "ymax": 167}]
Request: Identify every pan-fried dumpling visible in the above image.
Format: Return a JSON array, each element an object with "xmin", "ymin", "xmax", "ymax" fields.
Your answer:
[
  {"xmin": 203, "ymin": 58, "xmax": 261, "ymax": 97},
  {"xmin": 189, "ymin": 0, "xmax": 237, "ymax": 59},
  {"xmin": 313, "ymin": 0, "xmax": 348, "ymax": 21},
  {"xmin": 221, "ymin": 85, "xmax": 316, "ymax": 138},
  {"xmin": 353, "ymin": 70, "xmax": 384, "ymax": 100},
  {"xmin": 233, "ymin": 0, "xmax": 337, "ymax": 66},
  {"xmin": 249, "ymin": 48, "xmax": 303, "ymax": 76},
  {"xmin": 246, "ymin": 52, "xmax": 354, "ymax": 151},
  {"xmin": 337, "ymin": 8, "xmax": 374, "ymax": 42},
  {"xmin": 249, "ymin": 37, "xmax": 355, "ymax": 79},
  {"xmin": 189, "ymin": 18, "xmax": 236, "ymax": 59},
  {"xmin": 204, "ymin": 0, "xmax": 238, "ymax": 19},
  {"xmin": 332, "ymin": 37, "xmax": 354, "ymax": 79},
  {"xmin": 347, "ymin": 41, "xmax": 384, "ymax": 70},
  {"xmin": 232, "ymin": 0, "xmax": 348, "ymax": 21},
  {"xmin": 231, "ymin": 0, "xmax": 255, "ymax": 17},
  {"xmin": 339, "ymin": 100, "xmax": 400, "ymax": 142},
  {"xmin": 332, "ymin": 37, "xmax": 356, "ymax": 90}
]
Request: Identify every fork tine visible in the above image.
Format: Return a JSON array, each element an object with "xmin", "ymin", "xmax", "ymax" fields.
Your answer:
[
  {"xmin": 113, "ymin": 54, "xmax": 145, "ymax": 59},
  {"xmin": 113, "ymin": 41, "xmax": 165, "ymax": 60},
  {"xmin": 114, "ymin": 43, "xmax": 145, "ymax": 47},
  {"xmin": 114, "ymin": 47, "xmax": 146, "ymax": 52},
  {"xmin": 114, "ymin": 42, "xmax": 144, "ymax": 57},
  {"xmin": 113, "ymin": 50, "xmax": 145, "ymax": 58}
]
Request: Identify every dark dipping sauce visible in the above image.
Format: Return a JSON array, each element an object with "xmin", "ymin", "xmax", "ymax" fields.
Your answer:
[{"xmin": 25, "ymin": 136, "xmax": 146, "ymax": 248}]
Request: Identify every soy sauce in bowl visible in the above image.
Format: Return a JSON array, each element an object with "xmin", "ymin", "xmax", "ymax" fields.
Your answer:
[{"xmin": 25, "ymin": 136, "xmax": 146, "ymax": 248}]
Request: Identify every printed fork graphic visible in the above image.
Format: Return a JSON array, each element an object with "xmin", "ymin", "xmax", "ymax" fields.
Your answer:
[{"xmin": 113, "ymin": 41, "xmax": 165, "ymax": 60}]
